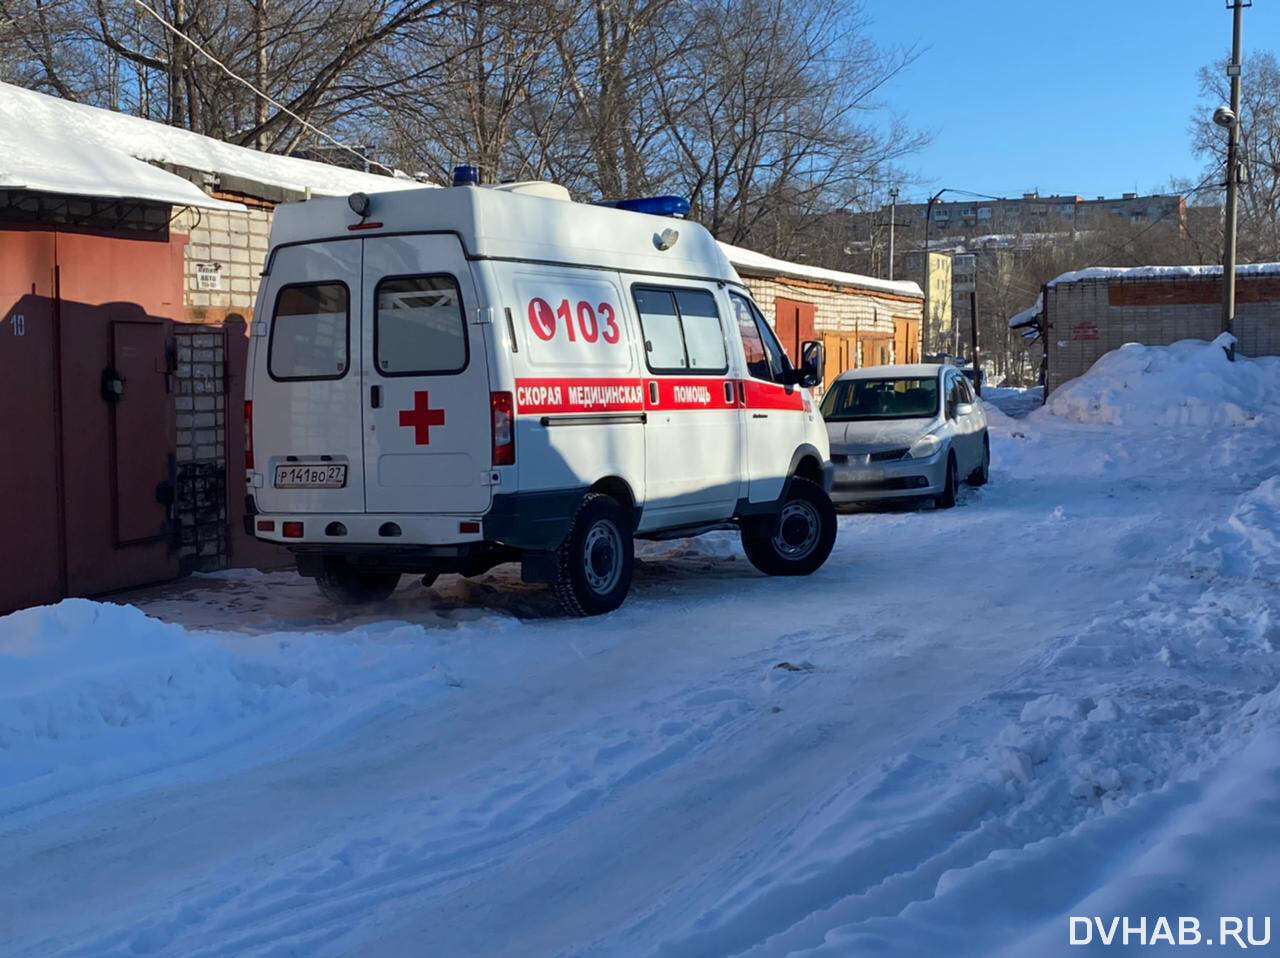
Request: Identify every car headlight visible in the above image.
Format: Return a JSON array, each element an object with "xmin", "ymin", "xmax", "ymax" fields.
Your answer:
[{"xmin": 905, "ymin": 434, "xmax": 942, "ymax": 459}]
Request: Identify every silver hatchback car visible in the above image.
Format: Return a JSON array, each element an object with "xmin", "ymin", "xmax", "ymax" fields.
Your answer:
[{"xmin": 821, "ymin": 364, "xmax": 989, "ymax": 508}]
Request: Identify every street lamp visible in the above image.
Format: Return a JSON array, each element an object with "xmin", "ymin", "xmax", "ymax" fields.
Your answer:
[{"xmin": 922, "ymin": 188, "xmax": 947, "ymax": 355}]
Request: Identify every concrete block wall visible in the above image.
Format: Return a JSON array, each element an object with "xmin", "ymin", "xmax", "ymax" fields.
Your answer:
[
  {"xmin": 1045, "ymin": 277, "xmax": 1280, "ymax": 394},
  {"xmin": 173, "ymin": 205, "xmax": 272, "ymax": 326}
]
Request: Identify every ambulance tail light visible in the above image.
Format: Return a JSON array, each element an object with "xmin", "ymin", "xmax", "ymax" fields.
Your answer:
[
  {"xmin": 491, "ymin": 392, "xmax": 514, "ymax": 466},
  {"xmin": 244, "ymin": 400, "xmax": 254, "ymax": 470}
]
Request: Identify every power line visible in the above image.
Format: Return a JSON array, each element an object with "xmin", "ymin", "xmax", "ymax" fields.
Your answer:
[{"xmin": 128, "ymin": 0, "xmax": 397, "ymax": 177}]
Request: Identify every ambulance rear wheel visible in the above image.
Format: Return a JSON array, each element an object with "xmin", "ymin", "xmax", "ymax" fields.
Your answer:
[
  {"xmin": 554, "ymin": 493, "xmax": 634, "ymax": 616},
  {"xmin": 315, "ymin": 559, "xmax": 401, "ymax": 605},
  {"xmin": 741, "ymin": 477, "xmax": 836, "ymax": 577}
]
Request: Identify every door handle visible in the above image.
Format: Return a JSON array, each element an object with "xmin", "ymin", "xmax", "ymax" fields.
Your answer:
[
  {"xmin": 370, "ymin": 385, "xmax": 382, "ymax": 408},
  {"xmin": 723, "ymin": 381, "xmax": 734, "ymax": 404}
]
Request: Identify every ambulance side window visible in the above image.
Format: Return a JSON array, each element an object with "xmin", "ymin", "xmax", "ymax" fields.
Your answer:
[
  {"xmin": 730, "ymin": 292, "xmax": 788, "ymax": 383},
  {"xmin": 633, "ymin": 288, "xmax": 687, "ymax": 371},
  {"xmin": 632, "ymin": 284, "xmax": 729, "ymax": 375},
  {"xmin": 674, "ymin": 288, "xmax": 728, "ymax": 371},
  {"xmin": 374, "ymin": 274, "xmax": 467, "ymax": 376},
  {"xmin": 269, "ymin": 281, "xmax": 349, "ymax": 381}
]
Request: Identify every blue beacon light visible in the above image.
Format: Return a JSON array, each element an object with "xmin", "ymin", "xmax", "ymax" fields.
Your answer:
[
  {"xmin": 452, "ymin": 164, "xmax": 480, "ymax": 186},
  {"xmin": 597, "ymin": 195, "xmax": 691, "ymax": 218}
]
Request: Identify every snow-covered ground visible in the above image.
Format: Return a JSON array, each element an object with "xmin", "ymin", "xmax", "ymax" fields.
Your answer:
[{"xmin": 2, "ymin": 338, "xmax": 1278, "ymax": 957}]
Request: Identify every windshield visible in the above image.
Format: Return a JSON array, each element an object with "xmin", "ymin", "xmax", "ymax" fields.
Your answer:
[{"xmin": 820, "ymin": 377, "xmax": 940, "ymax": 421}]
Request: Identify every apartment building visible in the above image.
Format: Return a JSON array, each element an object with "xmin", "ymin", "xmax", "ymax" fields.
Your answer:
[{"xmin": 895, "ymin": 191, "xmax": 1186, "ymax": 238}]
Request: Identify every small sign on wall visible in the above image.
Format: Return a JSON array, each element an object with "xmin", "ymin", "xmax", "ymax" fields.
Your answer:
[{"xmin": 195, "ymin": 263, "xmax": 222, "ymax": 291}]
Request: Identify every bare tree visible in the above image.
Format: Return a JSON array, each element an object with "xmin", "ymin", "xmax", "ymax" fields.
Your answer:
[{"xmin": 1192, "ymin": 51, "xmax": 1280, "ymax": 262}]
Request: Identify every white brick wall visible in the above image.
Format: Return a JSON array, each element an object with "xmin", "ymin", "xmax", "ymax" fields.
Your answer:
[
  {"xmin": 737, "ymin": 274, "xmax": 923, "ymax": 338},
  {"xmin": 174, "ymin": 206, "xmax": 272, "ymax": 315}
]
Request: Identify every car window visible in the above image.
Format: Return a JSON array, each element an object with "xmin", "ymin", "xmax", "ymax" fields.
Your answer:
[
  {"xmin": 730, "ymin": 292, "xmax": 789, "ymax": 383},
  {"xmin": 269, "ymin": 282, "xmax": 349, "ymax": 381},
  {"xmin": 959, "ymin": 376, "xmax": 975, "ymax": 403},
  {"xmin": 820, "ymin": 377, "xmax": 940, "ymax": 421},
  {"xmin": 731, "ymin": 293, "xmax": 772, "ymax": 381},
  {"xmin": 375, "ymin": 274, "xmax": 467, "ymax": 375},
  {"xmin": 754, "ymin": 311, "xmax": 790, "ymax": 381},
  {"xmin": 633, "ymin": 287, "xmax": 687, "ymax": 371}
]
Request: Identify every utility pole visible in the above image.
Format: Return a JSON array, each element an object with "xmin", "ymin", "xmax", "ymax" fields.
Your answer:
[
  {"xmin": 970, "ymin": 289, "xmax": 982, "ymax": 396},
  {"xmin": 1220, "ymin": 0, "xmax": 1248, "ymax": 362},
  {"xmin": 888, "ymin": 187, "xmax": 899, "ymax": 281}
]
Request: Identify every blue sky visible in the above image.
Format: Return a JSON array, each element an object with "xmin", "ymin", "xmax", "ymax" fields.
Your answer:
[{"xmin": 868, "ymin": 0, "xmax": 1280, "ymax": 203}]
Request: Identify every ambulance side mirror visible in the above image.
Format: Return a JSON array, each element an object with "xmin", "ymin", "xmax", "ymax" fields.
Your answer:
[{"xmin": 798, "ymin": 340, "xmax": 823, "ymax": 388}]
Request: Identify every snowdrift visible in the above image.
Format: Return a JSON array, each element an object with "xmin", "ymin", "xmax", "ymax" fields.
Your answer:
[
  {"xmin": 0, "ymin": 599, "xmax": 469, "ymax": 813},
  {"xmin": 1039, "ymin": 334, "xmax": 1280, "ymax": 427}
]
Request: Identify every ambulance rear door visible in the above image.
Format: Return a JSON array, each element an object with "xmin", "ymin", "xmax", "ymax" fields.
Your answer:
[
  {"xmin": 360, "ymin": 234, "xmax": 493, "ymax": 515},
  {"xmin": 251, "ymin": 239, "xmax": 367, "ymax": 514}
]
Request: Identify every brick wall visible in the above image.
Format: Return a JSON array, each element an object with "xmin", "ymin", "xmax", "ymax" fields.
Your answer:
[
  {"xmin": 737, "ymin": 273, "xmax": 923, "ymax": 365},
  {"xmin": 1044, "ymin": 276, "xmax": 1280, "ymax": 394},
  {"xmin": 173, "ymin": 205, "xmax": 272, "ymax": 326}
]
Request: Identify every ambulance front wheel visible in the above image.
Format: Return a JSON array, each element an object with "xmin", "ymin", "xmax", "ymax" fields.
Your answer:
[
  {"xmin": 315, "ymin": 558, "xmax": 401, "ymax": 605},
  {"xmin": 554, "ymin": 492, "xmax": 634, "ymax": 616},
  {"xmin": 741, "ymin": 477, "xmax": 837, "ymax": 577}
]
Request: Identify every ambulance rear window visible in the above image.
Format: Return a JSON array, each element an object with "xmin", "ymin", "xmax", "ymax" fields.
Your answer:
[
  {"xmin": 269, "ymin": 282, "xmax": 349, "ymax": 381},
  {"xmin": 374, "ymin": 274, "xmax": 467, "ymax": 376}
]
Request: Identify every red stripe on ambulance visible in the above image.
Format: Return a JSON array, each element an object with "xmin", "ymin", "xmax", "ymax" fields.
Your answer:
[
  {"xmin": 645, "ymin": 378, "xmax": 736, "ymax": 410},
  {"xmin": 741, "ymin": 379, "xmax": 805, "ymax": 411},
  {"xmin": 515, "ymin": 378, "xmax": 645, "ymax": 414}
]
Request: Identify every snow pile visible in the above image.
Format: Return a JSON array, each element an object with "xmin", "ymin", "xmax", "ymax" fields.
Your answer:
[
  {"xmin": 0, "ymin": 599, "xmax": 472, "ymax": 812},
  {"xmin": 1187, "ymin": 475, "xmax": 1280, "ymax": 585},
  {"xmin": 1039, "ymin": 334, "xmax": 1280, "ymax": 427}
]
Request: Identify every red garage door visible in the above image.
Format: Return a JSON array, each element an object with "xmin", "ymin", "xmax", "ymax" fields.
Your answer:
[
  {"xmin": 774, "ymin": 296, "xmax": 817, "ymax": 365},
  {"xmin": 0, "ymin": 226, "xmax": 183, "ymax": 612}
]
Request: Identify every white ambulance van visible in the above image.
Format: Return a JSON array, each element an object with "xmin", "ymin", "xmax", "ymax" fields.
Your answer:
[{"xmin": 245, "ymin": 179, "xmax": 835, "ymax": 615}]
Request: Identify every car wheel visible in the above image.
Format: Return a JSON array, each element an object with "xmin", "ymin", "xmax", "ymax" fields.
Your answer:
[
  {"xmin": 554, "ymin": 492, "xmax": 634, "ymax": 616},
  {"xmin": 935, "ymin": 453, "xmax": 959, "ymax": 509},
  {"xmin": 741, "ymin": 477, "xmax": 837, "ymax": 576},
  {"xmin": 315, "ymin": 558, "xmax": 401, "ymax": 605},
  {"xmin": 968, "ymin": 433, "xmax": 990, "ymax": 486}
]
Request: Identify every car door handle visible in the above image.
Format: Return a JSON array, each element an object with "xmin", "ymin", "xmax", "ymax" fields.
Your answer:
[{"xmin": 370, "ymin": 385, "xmax": 382, "ymax": 408}]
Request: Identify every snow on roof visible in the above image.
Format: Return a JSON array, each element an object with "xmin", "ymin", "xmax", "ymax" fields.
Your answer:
[
  {"xmin": 1047, "ymin": 263, "xmax": 1280, "ymax": 287},
  {"xmin": 1008, "ymin": 293, "xmax": 1043, "ymax": 329},
  {"xmin": 1, "ymin": 101, "xmax": 240, "ymax": 211},
  {"xmin": 0, "ymin": 81, "xmax": 425, "ymax": 207},
  {"xmin": 718, "ymin": 241, "xmax": 923, "ymax": 299}
]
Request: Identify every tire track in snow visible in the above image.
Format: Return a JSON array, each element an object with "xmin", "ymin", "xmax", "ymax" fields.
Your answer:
[{"xmin": 56, "ymin": 658, "xmax": 796, "ymax": 958}]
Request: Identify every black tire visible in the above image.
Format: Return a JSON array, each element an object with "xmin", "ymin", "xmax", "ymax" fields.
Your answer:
[
  {"xmin": 315, "ymin": 558, "xmax": 401, "ymax": 605},
  {"xmin": 968, "ymin": 434, "xmax": 990, "ymax": 486},
  {"xmin": 935, "ymin": 453, "xmax": 958, "ymax": 509},
  {"xmin": 553, "ymin": 492, "xmax": 634, "ymax": 616},
  {"xmin": 740, "ymin": 477, "xmax": 837, "ymax": 577}
]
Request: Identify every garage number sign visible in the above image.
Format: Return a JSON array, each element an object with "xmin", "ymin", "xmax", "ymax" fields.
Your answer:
[{"xmin": 10, "ymin": 314, "xmax": 23, "ymax": 337}]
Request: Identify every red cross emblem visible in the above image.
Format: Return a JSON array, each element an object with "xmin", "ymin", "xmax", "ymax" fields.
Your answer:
[{"xmin": 399, "ymin": 390, "xmax": 445, "ymax": 445}]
